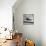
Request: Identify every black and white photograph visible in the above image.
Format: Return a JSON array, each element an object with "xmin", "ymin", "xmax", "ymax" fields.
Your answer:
[{"xmin": 23, "ymin": 14, "xmax": 34, "ymax": 25}]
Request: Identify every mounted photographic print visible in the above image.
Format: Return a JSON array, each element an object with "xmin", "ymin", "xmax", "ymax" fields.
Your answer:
[{"xmin": 23, "ymin": 14, "xmax": 34, "ymax": 25}]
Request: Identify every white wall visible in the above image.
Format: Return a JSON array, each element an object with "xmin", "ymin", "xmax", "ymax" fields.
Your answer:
[
  {"xmin": 0, "ymin": 0, "xmax": 16, "ymax": 30},
  {"xmin": 41, "ymin": 0, "xmax": 46, "ymax": 46},
  {"xmin": 13, "ymin": 0, "xmax": 41, "ymax": 46}
]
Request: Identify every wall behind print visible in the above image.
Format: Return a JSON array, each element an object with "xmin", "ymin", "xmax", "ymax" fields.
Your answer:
[{"xmin": 13, "ymin": 0, "xmax": 41, "ymax": 46}]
